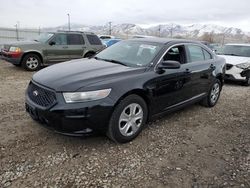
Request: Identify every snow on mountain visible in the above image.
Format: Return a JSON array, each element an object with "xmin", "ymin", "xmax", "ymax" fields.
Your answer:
[{"xmin": 45, "ymin": 23, "xmax": 249, "ymax": 39}]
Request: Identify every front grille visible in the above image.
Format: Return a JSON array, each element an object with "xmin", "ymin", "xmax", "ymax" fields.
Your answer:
[
  {"xmin": 226, "ymin": 64, "xmax": 233, "ymax": 70},
  {"xmin": 27, "ymin": 82, "xmax": 56, "ymax": 108}
]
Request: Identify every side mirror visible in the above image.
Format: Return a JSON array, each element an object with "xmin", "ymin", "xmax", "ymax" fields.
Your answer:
[
  {"xmin": 158, "ymin": 60, "xmax": 181, "ymax": 70},
  {"xmin": 49, "ymin": 41, "xmax": 56, "ymax": 46}
]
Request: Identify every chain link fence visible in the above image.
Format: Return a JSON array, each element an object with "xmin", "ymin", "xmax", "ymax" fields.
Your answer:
[{"xmin": 0, "ymin": 27, "xmax": 45, "ymax": 44}]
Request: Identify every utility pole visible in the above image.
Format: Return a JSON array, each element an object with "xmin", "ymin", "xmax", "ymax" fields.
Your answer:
[
  {"xmin": 67, "ymin": 13, "xmax": 71, "ymax": 31},
  {"xmin": 158, "ymin": 25, "xmax": 161, "ymax": 37},
  {"xmin": 170, "ymin": 24, "xmax": 173, "ymax": 38},
  {"xmin": 108, "ymin": 22, "xmax": 112, "ymax": 35},
  {"xmin": 15, "ymin": 23, "xmax": 19, "ymax": 41},
  {"xmin": 222, "ymin": 33, "xmax": 225, "ymax": 45}
]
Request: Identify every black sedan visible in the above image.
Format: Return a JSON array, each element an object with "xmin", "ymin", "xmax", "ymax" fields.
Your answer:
[{"xmin": 25, "ymin": 38, "xmax": 226, "ymax": 143}]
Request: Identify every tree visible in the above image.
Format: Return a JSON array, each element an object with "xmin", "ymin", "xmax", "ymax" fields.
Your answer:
[{"xmin": 200, "ymin": 32, "xmax": 214, "ymax": 43}]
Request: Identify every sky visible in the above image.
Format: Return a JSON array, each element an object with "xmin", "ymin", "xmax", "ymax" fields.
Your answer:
[{"xmin": 0, "ymin": 0, "xmax": 250, "ymax": 31}]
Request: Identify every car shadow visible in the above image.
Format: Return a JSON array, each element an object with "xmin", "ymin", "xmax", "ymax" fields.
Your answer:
[{"xmin": 224, "ymin": 80, "xmax": 244, "ymax": 87}]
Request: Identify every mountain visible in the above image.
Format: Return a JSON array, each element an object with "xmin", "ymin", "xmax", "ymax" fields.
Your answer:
[{"xmin": 44, "ymin": 23, "xmax": 250, "ymax": 43}]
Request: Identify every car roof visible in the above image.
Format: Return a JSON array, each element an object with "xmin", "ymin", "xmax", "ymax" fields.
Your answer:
[
  {"xmin": 225, "ymin": 43, "xmax": 250, "ymax": 47},
  {"xmin": 56, "ymin": 30, "xmax": 95, "ymax": 35},
  {"xmin": 128, "ymin": 37, "xmax": 203, "ymax": 45}
]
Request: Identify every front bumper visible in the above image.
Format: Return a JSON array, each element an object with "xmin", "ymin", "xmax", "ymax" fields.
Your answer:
[
  {"xmin": 25, "ymin": 87, "xmax": 115, "ymax": 136},
  {"xmin": 225, "ymin": 64, "xmax": 250, "ymax": 81}
]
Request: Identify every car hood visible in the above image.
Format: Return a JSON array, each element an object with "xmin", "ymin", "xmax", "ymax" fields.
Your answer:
[
  {"xmin": 32, "ymin": 59, "xmax": 146, "ymax": 92},
  {"xmin": 218, "ymin": 55, "xmax": 250, "ymax": 65}
]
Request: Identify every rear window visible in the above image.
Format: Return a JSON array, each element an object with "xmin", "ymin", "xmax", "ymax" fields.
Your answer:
[
  {"xmin": 203, "ymin": 49, "xmax": 212, "ymax": 60},
  {"xmin": 67, "ymin": 34, "xmax": 85, "ymax": 45},
  {"xmin": 187, "ymin": 45, "xmax": 204, "ymax": 62},
  {"xmin": 87, "ymin": 35, "xmax": 102, "ymax": 45}
]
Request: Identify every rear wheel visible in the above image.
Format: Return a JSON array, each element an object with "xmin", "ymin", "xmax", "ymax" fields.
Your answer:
[
  {"xmin": 107, "ymin": 95, "xmax": 148, "ymax": 143},
  {"xmin": 21, "ymin": 53, "xmax": 41, "ymax": 71},
  {"xmin": 200, "ymin": 79, "xmax": 222, "ymax": 107}
]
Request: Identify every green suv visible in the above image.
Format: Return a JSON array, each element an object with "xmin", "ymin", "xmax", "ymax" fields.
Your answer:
[{"xmin": 0, "ymin": 31, "xmax": 105, "ymax": 71}]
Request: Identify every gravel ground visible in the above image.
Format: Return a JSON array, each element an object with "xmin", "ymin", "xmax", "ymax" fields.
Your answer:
[{"xmin": 0, "ymin": 60, "xmax": 249, "ymax": 188}]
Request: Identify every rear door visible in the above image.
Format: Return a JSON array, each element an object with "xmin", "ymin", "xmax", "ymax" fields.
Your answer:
[
  {"xmin": 184, "ymin": 44, "xmax": 215, "ymax": 96},
  {"xmin": 46, "ymin": 33, "xmax": 70, "ymax": 63},
  {"xmin": 67, "ymin": 34, "xmax": 86, "ymax": 59}
]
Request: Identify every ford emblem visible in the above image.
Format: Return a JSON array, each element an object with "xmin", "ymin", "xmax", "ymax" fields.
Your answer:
[{"xmin": 33, "ymin": 90, "xmax": 39, "ymax": 96}]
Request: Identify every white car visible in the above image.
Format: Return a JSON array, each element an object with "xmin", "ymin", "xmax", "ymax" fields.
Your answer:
[{"xmin": 219, "ymin": 44, "xmax": 250, "ymax": 86}]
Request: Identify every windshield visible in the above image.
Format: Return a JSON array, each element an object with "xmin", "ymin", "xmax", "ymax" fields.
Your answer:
[
  {"xmin": 95, "ymin": 41, "xmax": 163, "ymax": 67},
  {"xmin": 35, "ymin": 33, "xmax": 54, "ymax": 43},
  {"xmin": 221, "ymin": 45, "xmax": 250, "ymax": 57}
]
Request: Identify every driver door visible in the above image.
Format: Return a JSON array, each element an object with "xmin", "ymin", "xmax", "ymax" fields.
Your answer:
[
  {"xmin": 150, "ymin": 45, "xmax": 194, "ymax": 113},
  {"xmin": 45, "ymin": 33, "xmax": 70, "ymax": 63}
]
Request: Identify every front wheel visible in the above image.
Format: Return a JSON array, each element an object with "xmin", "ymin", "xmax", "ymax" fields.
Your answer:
[
  {"xmin": 107, "ymin": 95, "xmax": 148, "ymax": 143},
  {"xmin": 242, "ymin": 77, "xmax": 250, "ymax": 86},
  {"xmin": 200, "ymin": 80, "xmax": 222, "ymax": 107},
  {"xmin": 21, "ymin": 53, "xmax": 41, "ymax": 71},
  {"xmin": 84, "ymin": 52, "xmax": 95, "ymax": 58}
]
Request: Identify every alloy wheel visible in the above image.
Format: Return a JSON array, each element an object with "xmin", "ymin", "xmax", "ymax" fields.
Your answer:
[
  {"xmin": 26, "ymin": 57, "xmax": 39, "ymax": 70},
  {"xmin": 118, "ymin": 103, "xmax": 143, "ymax": 137},
  {"xmin": 210, "ymin": 83, "xmax": 220, "ymax": 104}
]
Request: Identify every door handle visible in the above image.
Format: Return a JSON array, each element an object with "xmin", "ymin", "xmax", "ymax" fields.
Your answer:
[{"xmin": 62, "ymin": 46, "xmax": 68, "ymax": 49}]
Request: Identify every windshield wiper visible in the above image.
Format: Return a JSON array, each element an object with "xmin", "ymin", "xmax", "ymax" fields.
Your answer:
[
  {"xmin": 94, "ymin": 57, "xmax": 127, "ymax": 66},
  {"xmin": 34, "ymin": 39, "xmax": 39, "ymax": 42}
]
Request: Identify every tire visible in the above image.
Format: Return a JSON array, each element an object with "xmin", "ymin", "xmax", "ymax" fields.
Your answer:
[
  {"xmin": 21, "ymin": 53, "xmax": 41, "ymax": 71},
  {"xmin": 107, "ymin": 94, "xmax": 148, "ymax": 143},
  {"xmin": 84, "ymin": 52, "xmax": 95, "ymax": 58},
  {"xmin": 200, "ymin": 79, "xmax": 222, "ymax": 107},
  {"xmin": 242, "ymin": 77, "xmax": 250, "ymax": 86}
]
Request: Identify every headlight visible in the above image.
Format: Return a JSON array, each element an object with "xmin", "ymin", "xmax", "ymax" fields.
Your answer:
[
  {"xmin": 63, "ymin": 89, "xmax": 111, "ymax": 103},
  {"xmin": 9, "ymin": 46, "xmax": 21, "ymax": 52},
  {"xmin": 236, "ymin": 62, "xmax": 250, "ymax": 69}
]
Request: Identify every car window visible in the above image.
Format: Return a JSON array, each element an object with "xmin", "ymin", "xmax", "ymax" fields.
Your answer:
[
  {"xmin": 67, "ymin": 34, "xmax": 85, "ymax": 45},
  {"xmin": 187, "ymin": 45, "xmax": 204, "ymax": 62},
  {"xmin": 203, "ymin": 49, "xmax": 212, "ymax": 60},
  {"xmin": 100, "ymin": 36, "xmax": 111, "ymax": 39},
  {"xmin": 163, "ymin": 45, "xmax": 186, "ymax": 64},
  {"xmin": 35, "ymin": 33, "xmax": 54, "ymax": 43},
  {"xmin": 53, "ymin": 34, "xmax": 67, "ymax": 45},
  {"xmin": 87, "ymin": 35, "xmax": 102, "ymax": 45},
  {"xmin": 95, "ymin": 41, "xmax": 162, "ymax": 67},
  {"xmin": 222, "ymin": 45, "xmax": 250, "ymax": 57}
]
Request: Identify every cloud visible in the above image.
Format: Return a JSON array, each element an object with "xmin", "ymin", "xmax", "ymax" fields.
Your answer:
[{"xmin": 0, "ymin": 0, "xmax": 250, "ymax": 31}]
